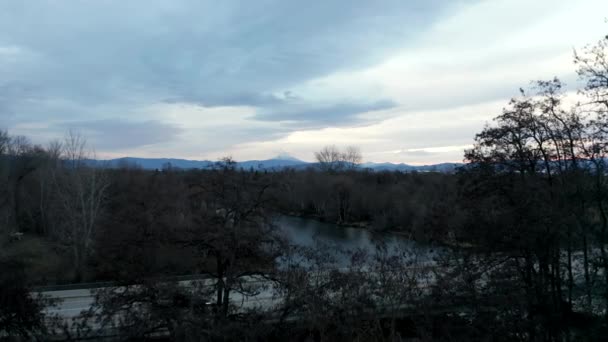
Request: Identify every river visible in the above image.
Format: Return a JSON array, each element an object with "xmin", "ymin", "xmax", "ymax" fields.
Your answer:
[{"xmin": 276, "ymin": 215, "xmax": 436, "ymax": 265}]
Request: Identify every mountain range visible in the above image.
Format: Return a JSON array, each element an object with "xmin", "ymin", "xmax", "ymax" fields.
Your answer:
[{"xmin": 88, "ymin": 156, "xmax": 463, "ymax": 173}]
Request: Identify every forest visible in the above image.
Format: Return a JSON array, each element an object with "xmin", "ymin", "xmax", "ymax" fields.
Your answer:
[{"xmin": 2, "ymin": 33, "xmax": 608, "ymax": 342}]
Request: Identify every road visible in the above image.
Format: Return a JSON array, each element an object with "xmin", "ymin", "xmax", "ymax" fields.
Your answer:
[
  {"xmin": 41, "ymin": 288, "xmax": 97, "ymax": 320},
  {"xmin": 38, "ymin": 277, "xmax": 279, "ymax": 333},
  {"xmin": 36, "ymin": 267, "xmax": 438, "ymax": 339}
]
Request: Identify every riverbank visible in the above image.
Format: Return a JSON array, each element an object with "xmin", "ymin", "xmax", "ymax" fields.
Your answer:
[
  {"xmin": 280, "ymin": 211, "xmax": 372, "ymax": 229},
  {"xmin": 278, "ymin": 211, "xmax": 456, "ymax": 246}
]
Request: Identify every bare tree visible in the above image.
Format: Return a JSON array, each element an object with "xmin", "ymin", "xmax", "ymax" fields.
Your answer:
[
  {"xmin": 183, "ymin": 160, "xmax": 285, "ymax": 320},
  {"xmin": 342, "ymin": 146, "xmax": 362, "ymax": 169},
  {"xmin": 8, "ymin": 135, "xmax": 31, "ymax": 156},
  {"xmin": 314, "ymin": 145, "xmax": 362, "ymax": 172},
  {"xmin": 46, "ymin": 140, "xmax": 63, "ymax": 165},
  {"xmin": 0, "ymin": 130, "xmax": 9, "ymax": 155},
  {"xmin": 33, "ymin": 140, "xmax": 63, "ymax": 236},
  {"xmin": 575, "ymin": 32, "xmax": 608, "ymax": 319},
  {"xmin": 0, "ymin": 134, "xmax": 47, "ymax": 234},
  {"xmin": 574, "ymin": 33, "xmax": 608, "ymax": 114},
  {"xmin": 62, "ymin": 130, "xmax": 87, "ymax": 169},
  {"xmin": 53, "ymin": 131, "xmax": 109, "ymax": 281},
  {"xmin": 314, "ymin": 145, "xmax": 342, "ymax": 172},
  {"xmin": 0, "ymin": 130, "xmax": 10, "ymax": 232}
]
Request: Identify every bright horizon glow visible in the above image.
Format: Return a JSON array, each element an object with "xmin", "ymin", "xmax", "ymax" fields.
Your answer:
[{"xmin": 1, "ymin": 1, "xmax": 607, "ymax": 164}]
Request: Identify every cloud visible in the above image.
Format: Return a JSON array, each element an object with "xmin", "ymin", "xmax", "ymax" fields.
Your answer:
[
  {"xmin": 254, "ymin": 99, "xmax": 397, "ymax": 127},
  {"xmin": 164, "ymin": 92, "xmax": 285, "ymax": 108},
  {"xmin": 0, "ymin": 0, "xmax": 467, "ymax": 115},
  {"xmin": 57, "ymin": 119, "xmax": 183, "ymax": 150},
  {"xmin": 288, "ymin": 0, "xmax": 607, "ymax": 118},
  {"xmin": 0, "ymin": 0, "xmax": 479, "ymax": 158},
  {"xmin": 406, "ymin": 145, "xmax": 473, "ymax": 154},
  {"xmin": 229, "ymin": 99, "xmax": 504, "ymax": 163},
  {"xmin": 2, "ymin": 0, "xmax": 607, "ymax": 162}
]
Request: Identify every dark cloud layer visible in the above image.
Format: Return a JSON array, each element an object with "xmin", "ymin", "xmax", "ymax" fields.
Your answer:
[
  {"xmin": 255, "ymin": 99, "xmax": 398, "ymax": 127},
  {"xmin": 58, "ymin": 119, "xmax": 183, "ymax": 150},
  {"xmin": 0, "ymin": 0, "xmax": 472, "ymax": 130}
]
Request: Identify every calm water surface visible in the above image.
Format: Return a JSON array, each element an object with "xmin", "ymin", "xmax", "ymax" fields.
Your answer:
[{"xmin": 276, "ymin": 216, "xmax": 436, "ymax": 264}]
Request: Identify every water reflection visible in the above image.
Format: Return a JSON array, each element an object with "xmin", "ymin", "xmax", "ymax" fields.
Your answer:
[{"xmin": 276, "ymin": 216, "xmax": 434, "ymax": 266}]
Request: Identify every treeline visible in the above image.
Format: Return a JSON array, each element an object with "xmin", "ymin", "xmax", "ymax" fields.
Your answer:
[
  {"xmin": 0, "ymin": 132, "xmax": 456, "ymax": 285},
  {"xmin": 1, "ymin": 132, "xmax": 111, "ymax": 283},
  {"xmin": 272, "ymin": 168, "xmax": 459, "ymax": 241},
  {"xmin": 2, "ymin": 33, "xmax": 608, "ymax": 341}
]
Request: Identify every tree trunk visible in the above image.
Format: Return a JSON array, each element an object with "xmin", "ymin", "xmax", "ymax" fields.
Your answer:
[
  {"xmin": 582, "ymin": 228, "xmax": 592, "ymax": 309},
  {"xmin": 222, "ymin": 286, "xmax": 230, "ymax": 318},
  {"xmin": 74, "ymin": 243, "xmax": 84, "ymax": 282},
  {"xmin": 216, "ymin": 258, "xmax": 224, "ymax": 309},
  {"xmin": 597, "ymin": 188, "xmax": 608, "ymax": 321},
  {"xmin": 567, "ymin": 229, "xmax": 574, "ymax": 307},
  {"xmin": 11, "ymin": 180, "xmax": 20, "ymax": 232}
]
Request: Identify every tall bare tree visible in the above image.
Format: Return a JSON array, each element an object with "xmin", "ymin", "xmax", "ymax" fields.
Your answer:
[
  {"xmin": 0, "ymin": 130, "xmax": 9, "ymax": 155},
  {"xmin": 183, "ymin": 158, "xmax": 285, "ymax": 319},
  {"xmin": 54, "ymin": 131, "xmax": 109, "ymax": 281},
  {"xmin": 315, "ymin": 145, "xmax": 342, "ymax": 172},
  {"xmin": 314, "ymin": 145, "xmax": 362, "ymax": 172},
  {"xmin": 575, "ymin": 32, "xmax": 608, "ymax": 320},
  {"xmin": 0, "ymin": 130, "xmax": 10, "ymax": 232},
  {"xmin": 343, "ymin": 146, "xmax": 362, "ymax": 169}
]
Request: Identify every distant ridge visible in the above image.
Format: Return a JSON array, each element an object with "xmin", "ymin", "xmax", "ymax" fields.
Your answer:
[
  {"xmin": 360, "ymin": 162, "xmax": 463, "ymax": 173},
  {"xmin": 88, "ymin": 157, "xmax": 463, "ymax": 173},
  {"xmin": 85, "ymin": 157, "xmax": 214, "ymax": 170}
]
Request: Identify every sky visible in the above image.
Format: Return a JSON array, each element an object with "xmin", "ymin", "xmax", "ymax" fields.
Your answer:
[{"xmin": 1, "ymin": 0, "xmax": 608, "ymax": 164}]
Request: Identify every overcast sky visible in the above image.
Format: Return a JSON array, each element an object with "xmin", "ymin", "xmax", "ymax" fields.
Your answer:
[{"xmin": 1, "ymin": 1, "xmax": 607, "ymax": 164}]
